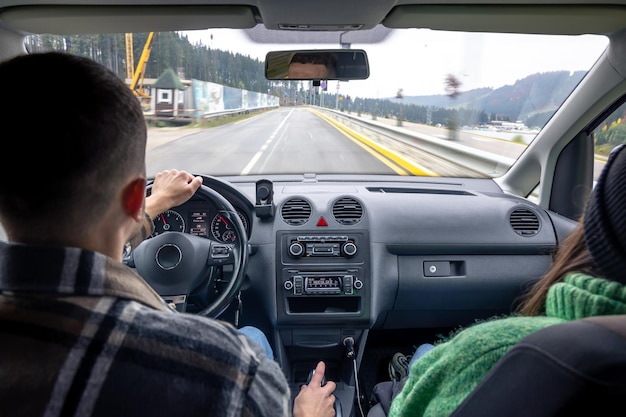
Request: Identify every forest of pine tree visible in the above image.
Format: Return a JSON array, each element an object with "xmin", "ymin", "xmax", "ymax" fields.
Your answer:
[{"xmin": 25, "ymin": 31, "xmax": 273, "ymax": 94}]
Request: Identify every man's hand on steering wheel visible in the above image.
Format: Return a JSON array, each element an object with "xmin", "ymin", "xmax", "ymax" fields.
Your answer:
[{"xmin": 144, "ymin": 170, "xmax": 203, "ymax": 219}]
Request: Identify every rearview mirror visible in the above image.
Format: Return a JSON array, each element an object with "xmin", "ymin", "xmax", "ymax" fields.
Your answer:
[{"xmin": 265, "ymin": 49, "xmax": 369, "ymax": 81}]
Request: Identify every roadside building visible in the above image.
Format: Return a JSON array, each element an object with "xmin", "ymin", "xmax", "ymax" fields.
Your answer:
[{"xmin": 152, "ymin": 67, "xmax": 187, "ymax": 117}]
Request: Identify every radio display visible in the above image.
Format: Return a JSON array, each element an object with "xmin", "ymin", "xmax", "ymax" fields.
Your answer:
[{"xmin": 307, "ymin": 276, "xmax": 340, "ymax": 287}]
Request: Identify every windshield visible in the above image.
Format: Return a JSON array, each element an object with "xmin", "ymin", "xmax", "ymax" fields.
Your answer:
[{"xmin": 26, "ymin": 27, "xmax": 608, "ymax": 179}]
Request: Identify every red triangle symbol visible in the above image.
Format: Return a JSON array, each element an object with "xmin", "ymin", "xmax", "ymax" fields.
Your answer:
[{"xmin": 317, "ymin": 216, "xmax": 328, "ymax": 227}]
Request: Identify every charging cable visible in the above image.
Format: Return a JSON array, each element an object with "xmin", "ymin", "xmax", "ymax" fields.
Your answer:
[{"xmin": 343, "ymin": 337, "xmax": 365, "ymax": 417}]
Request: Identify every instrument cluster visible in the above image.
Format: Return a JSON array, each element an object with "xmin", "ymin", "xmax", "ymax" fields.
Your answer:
[{"xmin": 150, "ymin": 201, "xmax": 249, "ymax": 243}]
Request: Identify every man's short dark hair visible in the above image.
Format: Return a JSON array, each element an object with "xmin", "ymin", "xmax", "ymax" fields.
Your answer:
[{"xmin": 0, "ymin": 52, "xmax": 147, "ymax": 231}]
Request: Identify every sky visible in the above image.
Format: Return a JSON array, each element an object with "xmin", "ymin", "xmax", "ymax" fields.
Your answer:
[{"xmin": 181, "ymin": 28, "xmax": 609, "ymax": 99}]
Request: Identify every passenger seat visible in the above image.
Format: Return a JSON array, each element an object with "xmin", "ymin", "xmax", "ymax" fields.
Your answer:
[{"xmin": 450, "ymin": 315, "xmax": 626, "ymax": 416}]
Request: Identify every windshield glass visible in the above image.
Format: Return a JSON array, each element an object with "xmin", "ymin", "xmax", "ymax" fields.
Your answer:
[{"xmin": 26, "ymin": 27, "xmax": 608, "ymax": 179}]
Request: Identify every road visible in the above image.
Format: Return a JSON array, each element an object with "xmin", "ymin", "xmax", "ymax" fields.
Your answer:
[
  {"xmin": 147, "ymin": 107, "xmax": 607, "ymax": 179},
  {"xmin": 147, "ymin": 108, "xmax": 402, "ymax": 177}
]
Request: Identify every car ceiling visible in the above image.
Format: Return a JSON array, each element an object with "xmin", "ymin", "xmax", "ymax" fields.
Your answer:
[{"xmin": 2, "ymin": 1, "xmax": 626, "ymax": 37}]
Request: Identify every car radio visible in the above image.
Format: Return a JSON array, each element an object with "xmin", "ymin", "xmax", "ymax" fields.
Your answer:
[
  {"xmin": 288, "ymin": 235, "xmax": 358, "ymax": 258},
  {"xmin": 283, "ymin": 273, "xmax": 364, "ymax": 295}
]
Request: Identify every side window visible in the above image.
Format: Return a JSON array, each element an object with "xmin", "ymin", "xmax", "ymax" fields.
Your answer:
[
  {"xmin": 592, "ymin": 101, "xmax": 626, "ymax": 183},
  {"xmin": 529, "ymin": 100, "xmax": 626, "ymax": 207}
]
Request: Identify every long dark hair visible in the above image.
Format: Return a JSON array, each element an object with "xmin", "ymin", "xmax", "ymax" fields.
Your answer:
[{"xmin": 516, "ymin": 221, "xmax": 597, "ymax": 316}]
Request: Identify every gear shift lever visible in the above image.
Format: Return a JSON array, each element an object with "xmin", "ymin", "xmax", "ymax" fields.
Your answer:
[{"xmin": 306, "ymin": 368, "xmax": 342, "ymax": 417}]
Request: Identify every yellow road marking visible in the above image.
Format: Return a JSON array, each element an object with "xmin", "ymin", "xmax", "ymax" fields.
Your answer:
[{"xmin": 310, "ymin": 108, "xmax": 437, "ymax": 176}]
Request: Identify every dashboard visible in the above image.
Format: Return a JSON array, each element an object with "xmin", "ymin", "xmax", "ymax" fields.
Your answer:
[
  {"xmin": 146, "ymin": 173, "xmax": 576, "ymax": 331},
  {"xmin": 144, "ymin": 173, "xmax": 578, "ymax": 414}
]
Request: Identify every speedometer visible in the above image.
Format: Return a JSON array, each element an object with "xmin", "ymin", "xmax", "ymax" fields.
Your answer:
[
  {"xmin": 151, "ymin": 210, "xmax": 185, "ymax": 237},
  {"xmin": 210, "ymin": 211, "xmax": 248, "ymax": 242}
]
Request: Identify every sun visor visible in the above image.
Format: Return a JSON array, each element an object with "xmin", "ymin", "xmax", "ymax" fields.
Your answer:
[
  {"xmin": 0, "ymin": 5, "xmax": 257, "ymax": 35},
  {"xmin": 384, "ymin": 5, "xmax": 626, "ymax": 35}
]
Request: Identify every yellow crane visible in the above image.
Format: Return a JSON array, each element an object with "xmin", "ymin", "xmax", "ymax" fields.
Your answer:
[{"xmin": 125, "ymin": 32, "xmax": 155, "ymax": 100}]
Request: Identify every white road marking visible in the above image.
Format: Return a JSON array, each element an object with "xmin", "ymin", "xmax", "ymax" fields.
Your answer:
[
  {"xmin": 240, "ymin": 109, "xmax": 294, "ymax": 175},
  {"xmin": 258, "ymin": 123, "xmax": 289, "ymax": 172}
]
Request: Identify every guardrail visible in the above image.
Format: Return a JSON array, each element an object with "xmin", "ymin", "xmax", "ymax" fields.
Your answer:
[
  {"xmin": 316, "ymin": 107, "xmax": 517, "ymax": 177},
  {"xmin": 199, "ymin": 106, "xmax": 280, "ymax": 121},
  {"xmin": 147, "ymin": 106, "xmax": 279, "ymax": 125},
  {"xmin": 200, "ymin": 108, "xmax": 250, "ymax": 120}
]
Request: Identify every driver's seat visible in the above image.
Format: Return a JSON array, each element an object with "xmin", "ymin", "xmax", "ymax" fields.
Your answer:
[{"xmin": 450, "ymin": 315, "xmax": 626, "ymax": 417}]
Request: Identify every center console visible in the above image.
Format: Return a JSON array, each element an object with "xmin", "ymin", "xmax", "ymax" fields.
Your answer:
[
  {"xmin": 277, "ymin": 230, "xmax": 369, "ymax": 320},
  {"xmin": 274, "ymin": 230, "xmax": 371, "ymax": 416}
]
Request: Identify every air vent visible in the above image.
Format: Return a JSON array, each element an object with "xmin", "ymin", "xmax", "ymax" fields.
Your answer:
[
  {"xmin": 281, "ymin": 198, "xmax": 311, "ymax": 225},
  {"xmin": 510, "ymin": 208, "xmax": 540, "ymax": 236},
  {"xmin": 332, "ymin": 197, "xmax": 363, "ymax": 225}
]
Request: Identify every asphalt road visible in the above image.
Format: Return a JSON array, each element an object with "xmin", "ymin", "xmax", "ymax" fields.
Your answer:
[{"xmin": 146, "ymin": 107, "xmax": 400, "ymax": 177}]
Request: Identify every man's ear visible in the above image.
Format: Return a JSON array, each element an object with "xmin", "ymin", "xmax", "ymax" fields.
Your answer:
[{"xmin": 122, "ymin": 177, "xmax": 147, "ymax": 222}]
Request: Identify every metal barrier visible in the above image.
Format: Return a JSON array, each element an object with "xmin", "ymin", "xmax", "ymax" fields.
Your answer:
[{"xmin": 317, "ymin": 107, "xmax": 517, "ymax": 177}]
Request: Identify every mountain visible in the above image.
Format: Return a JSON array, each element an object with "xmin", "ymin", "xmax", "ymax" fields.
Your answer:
[
  {"xmin": 402, "ymin": 87, "xmax": 492, "ymax": 109},
  {"xmin": 400, "ymin": 71, "xmax": 587, "ymax": 126}
]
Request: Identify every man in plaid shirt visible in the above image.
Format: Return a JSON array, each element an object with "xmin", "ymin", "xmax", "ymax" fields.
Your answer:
[{"xmin": 0, "ymin": 52, "xmax": 336, "ymax": 417}]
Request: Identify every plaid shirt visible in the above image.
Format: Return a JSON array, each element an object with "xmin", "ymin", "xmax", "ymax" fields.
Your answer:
[{"xmin": 0, "ymin": 241, "xmax": 290, "ymax": 417}]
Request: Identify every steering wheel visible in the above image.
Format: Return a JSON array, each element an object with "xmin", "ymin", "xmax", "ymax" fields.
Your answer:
[{"xmin": 130, "ymin": 184, "xmax": 248, "ymax": 318}]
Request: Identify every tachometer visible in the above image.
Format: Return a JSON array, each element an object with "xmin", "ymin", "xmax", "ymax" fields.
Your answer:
[
  {"xmin": 151, "ymin": 210, "xmax": 185, "ymax": 237},
  {"xmin": 210, "ymin": 211, "xmax": 248, "ymax": 242}
]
